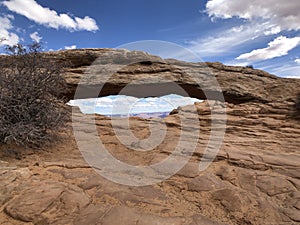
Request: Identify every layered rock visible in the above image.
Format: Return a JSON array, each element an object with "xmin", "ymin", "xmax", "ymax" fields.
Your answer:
[
  {"xmin": 1, "ymin": 99, "xmax": 299, "ymax": 224},
  {"xmin": 0, "ymin": 49, "xmax": 299, "ymax": 224},
  {"xmin": 43, "ymin": 48, "xmax": 300, "ymax": 105}
]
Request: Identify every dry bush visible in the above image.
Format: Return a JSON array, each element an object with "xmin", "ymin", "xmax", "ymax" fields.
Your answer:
[{"xmin": 0, "ymin": 43, "xmax": 70, "ymax": 147}]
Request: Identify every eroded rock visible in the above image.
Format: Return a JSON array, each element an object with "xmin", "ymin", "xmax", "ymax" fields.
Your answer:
[
  {"xmin": 4, "ymin": 181, "xmax": 90, "ymax": 223},
  {"xmin": 0, "ymin": 49, "xmax": 299, "ymax": 225}
]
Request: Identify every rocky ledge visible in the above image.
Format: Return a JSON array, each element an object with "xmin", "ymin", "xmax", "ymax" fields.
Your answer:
[
  {"xmin": 44, "ymin": 48, "xmax": 300, "ymax": 105},
  {"xmin": 0, "ymin": 49, "xmax": 299, "ymax": 225}
]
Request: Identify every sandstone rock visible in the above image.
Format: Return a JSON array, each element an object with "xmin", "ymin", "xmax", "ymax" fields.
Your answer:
[
  {"xmin": 0, "ymin": 48, "xmax": 300, "ymax": 225},
  {"xmin": 101, "ymin": 206, "xmax": 186, "ymax": 225},
  {"xmin": 2, "ymin": 48, "xmax": 293, "ymax": 105},
  {"xmin": 212, "ymin": 189, "xmax": 242, "ymax": 212},
  {"xmin": 256, "ymin": 175, "xmax": 295, "ymax": 196},
  {"xmin": 187, "ymin": 173, "xmax": 222, "ymax": 192},
  {"xmin": 4, "ymin": 181, "xmax": 90, "ymax": 223},
  {"xmin": 73, "ymin": 204, "xmax": 107, "ymax": 225},
  {"xmin": 191, "ymin": 214, "xmax": 225, "ymax": 225}
]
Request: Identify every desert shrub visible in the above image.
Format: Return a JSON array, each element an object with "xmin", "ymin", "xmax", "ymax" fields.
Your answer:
[{"xmin": 0, "ymin": 43, "xmax": 69, "ymax": 147}]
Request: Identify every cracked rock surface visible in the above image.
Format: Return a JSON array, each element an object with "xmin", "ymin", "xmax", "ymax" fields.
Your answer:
[
  {"xmin": 1, "ymin": 99, "xmax": 299, "ymax": 225},
  {"xmin": 0, "ymin": 49, "xmax": 299, "ymax": 224}
]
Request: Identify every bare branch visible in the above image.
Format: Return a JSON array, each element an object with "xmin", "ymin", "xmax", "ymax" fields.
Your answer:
[{"xmin": 0, "ymin": 43, "xmax": 70, "ymax": 148}]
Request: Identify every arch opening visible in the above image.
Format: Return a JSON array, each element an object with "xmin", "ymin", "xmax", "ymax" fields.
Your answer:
[{"xmin": 68, "ymin": 94, "xmax": 203, "ymax": 118}]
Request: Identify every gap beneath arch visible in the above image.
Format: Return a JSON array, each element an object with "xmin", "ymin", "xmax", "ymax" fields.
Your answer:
[{"xmin": 68, "ymin": 94, "xmax": 203, "ymax": 118}]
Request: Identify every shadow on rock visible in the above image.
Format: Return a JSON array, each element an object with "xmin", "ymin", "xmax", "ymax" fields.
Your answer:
[{"xmin": 293, "ymin": 93, "xmax": 300, "ymax": 120}]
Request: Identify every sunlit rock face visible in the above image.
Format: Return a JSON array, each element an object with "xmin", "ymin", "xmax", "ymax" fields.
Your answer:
[
  {"xmin": 1, "ymin": 100, "xmax": 300, "ymax": 225},
  {"xmin": 39, "ymin": 48, "xmax": 300, "ymax": 105},
  {"xmin": 1, "ymin": 49, "xmax": 300, "ymax": 225}
]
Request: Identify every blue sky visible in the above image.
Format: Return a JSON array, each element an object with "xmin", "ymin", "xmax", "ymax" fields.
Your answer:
[
  {"xmin": 0, "ymin": 0, "xmax": 299, "ymax": 78},
  {"xmin": 68, "ymin": 94, "xmax": 202, "ymax": 115}
]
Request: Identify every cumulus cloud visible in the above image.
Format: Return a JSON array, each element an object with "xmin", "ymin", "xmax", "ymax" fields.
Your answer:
[
  {"xmin": 236, "ymin": 36, "xmax": 300, "ymax": 61},
  {"xmin": 295, "ymin": 59, "xmax": 300, "ymax": 64},
  {"xmin": 30, "ymin": 31, "xmax": 42, "ymax": 43},
  {"xmin": 2, "ymin": 0, "xmax": 99, "ymax": 32},
  {"xmin": 0, "ymin": 14, "xmax": 19, "ymax": 46},
  {"xmin": 187, "ymin": 1, "xmax": 300, "ymax": 57},
  {"xmin": 206, "ymin": 0, "xmax": 300, "ymax": 32},
  {"xmin": 195, "ymin": 0, "xmax": 300, "ymax": 60},
  {"xmin": 65, "ymin": 45, "xmax": 77, "ymax": 50}
]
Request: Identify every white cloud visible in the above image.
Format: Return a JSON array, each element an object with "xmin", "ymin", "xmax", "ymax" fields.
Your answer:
[
  {"xmin": 264, "ymin": 26, "xmax": 281, "ymax": 36},
  {"xmin": 118, "ymin": 40, "xmax": 200, "ymax": 62},
  {"xmin": 295, "ymin": 59, "xmax": 300, "ymax": 64},
  {"xmin": 96, "ymin": 97, "xmax": 113, "ymax": 104},
  {"xmin": 30, "ymin": 31, "xmax": 42, "ymax": 43},
  {"xmin": 223, "ymin": 61, "xmax": 250, "ymax": 67},
  {"xmin": 75, "ymin": 16, "xmax": 98, "ymax": 32},
  {"xmin": 70, "ymin": 94, "xmax": 203, "ymax": 115},
  {"xmin": 182, "ymin": 1, "xmax": 300, "ymax": 75},
  {"xmin": 2, "ymin": 0, "xmax": 99, "ymax": 32},
  {"xmin": 65, "ymin": 45, "xmax": 77, "ymax": 50},
  {"xmin": 267, "ymin": 64, "xmax": 300, "ymax": 79},
  {"xmin": 194, "ymin": 0, "xmax": 300, "ymax": 59},
  {"xmin": 206, "ymin": 0, "xmax": 300, "ymax": 32},
  {"xmin": 245, "ymin": 54, "xmax": 300, "ymax": 78},
  {"xmin": 0, "ymin": 14, "xmax": 19, "ymax": 46},
  {"xmin": 285, "ymin": 75, "xmax": 300, "ymax": 79},
  {"xmin": 187, "ymin": 23, "xmax": 266, "ymax": 57},
  {"xmin": 236, "ymin": 36, "xmax": 300, "ymax": 61}
]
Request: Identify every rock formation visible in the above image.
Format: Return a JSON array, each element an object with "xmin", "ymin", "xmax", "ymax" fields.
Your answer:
[
  {"xmin": 0, "ymin": 49, "xmax": 299, "ymax": 224},
  {"xmin": 43, "ymin": 48, "xmax": 300, "ymax": 105}
]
